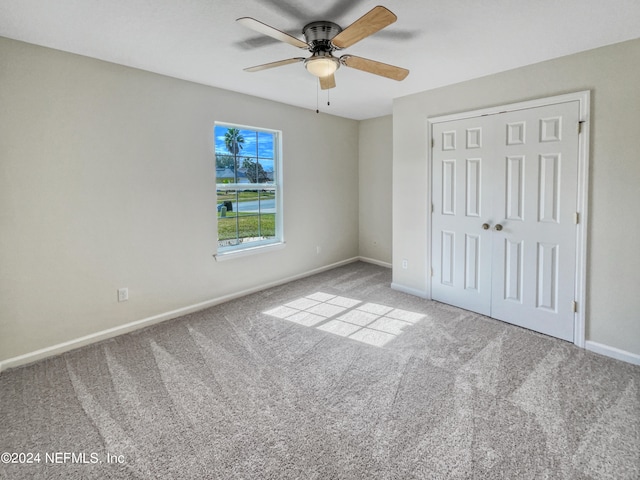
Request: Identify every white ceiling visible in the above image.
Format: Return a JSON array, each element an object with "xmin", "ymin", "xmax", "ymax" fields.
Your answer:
[{"xmin": 1, "ymin": 0, "xmax": 639, "ymax": 120}]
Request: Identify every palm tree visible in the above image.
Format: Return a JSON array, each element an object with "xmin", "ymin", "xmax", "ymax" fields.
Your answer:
[{"xmin": 224, "ymin": 128, "xmax": 245, "ymax": 183}]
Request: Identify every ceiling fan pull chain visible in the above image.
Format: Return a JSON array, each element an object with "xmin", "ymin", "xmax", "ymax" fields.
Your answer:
[
  {"xmin": 316, "ymin": 79, "xmax": 320, "ymax": 113},
  {"xmin": 327, "ymin": 88, "xmax": 330, "ymax": 106}
]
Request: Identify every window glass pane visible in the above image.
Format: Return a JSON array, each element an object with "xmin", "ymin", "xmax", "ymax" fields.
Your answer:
[
  {"xmin": 216, "ymin": 188, "xmax": 276, "ymax": 247},
  {"xmin": 215, "ymin": 124, "xmax": 280, "ymax": 251},
  {"xmin": 257, "ymin": 131, "xmax": 275, "ymax": 185}
]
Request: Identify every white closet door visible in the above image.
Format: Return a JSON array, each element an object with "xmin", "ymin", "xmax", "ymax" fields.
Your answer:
[
  {"xmin": 431, "ymin": 100, "xmax": 580, "ymax": 341},
  {"xmin": 431, "ymin": 116, "xmax": 494, "ymax": 316},
  {"xmin": 490, "ymin": 101, "xmax": 580, "ymax": 341}
]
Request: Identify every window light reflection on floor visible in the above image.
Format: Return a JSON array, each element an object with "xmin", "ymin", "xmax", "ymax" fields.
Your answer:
[{"xmin": 263, "ymin": 292, "xmax": 426, "ymax": 347}]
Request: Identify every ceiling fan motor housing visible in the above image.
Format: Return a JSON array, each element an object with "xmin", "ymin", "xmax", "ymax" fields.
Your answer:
[{"xmin": 302, "ymin": 21, "xmax": 342, "ymax": 52}]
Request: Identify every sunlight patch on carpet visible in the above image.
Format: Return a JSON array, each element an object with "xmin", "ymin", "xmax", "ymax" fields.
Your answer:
[{"xmin": 264, "ymin": 292, "xmax": 426, "ymax": 347}]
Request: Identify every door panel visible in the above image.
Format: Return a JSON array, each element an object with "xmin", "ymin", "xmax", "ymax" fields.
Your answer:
[
  {"xmin": 503, "ymin": 238, "xmax": 523, "ymax": 303},
  {"xmin": 538, "ymin": 153, "xmax": 560, "ymax": 223},
  {"xmin": 442, "ymin": 160, "xmax": 456, "ymax": 215},
  {"xmin": 464, "ymin": 234, "xmax": 480, "ymax": 291},
  {"xmin": 465, "ymin": 159, "xmax": 481, "ymax": 217},
  {"xmin": 536, "ymin": 242, "xmax": 558, "ymax": 312},
  {"xmin": 441, "ymin": 230, "xmax": 455, "ymax": 286},
  {"xmin": 505, "ymin": 156, "xmax": 525, "ymax": 221}
]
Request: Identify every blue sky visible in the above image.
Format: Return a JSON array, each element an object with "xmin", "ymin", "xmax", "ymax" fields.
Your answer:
[{"xmin": 214, "ymin": 126, "xmax": 274, "ymax": 160}]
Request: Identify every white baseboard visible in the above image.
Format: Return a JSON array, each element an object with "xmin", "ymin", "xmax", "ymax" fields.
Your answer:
[
  {"xmin": 358, "ymin": 256, "xmax": 392, "ymax": 268},
  {"xmin": 0, "ymin": 256, "xmax": 361, "ymax": 373},
  {"xmin": 4, "ymin": 260, "xmax": 639, "ymax": 372},
  {"xmin": 390, "ymin": 282, "xmax": 430, "ymax": 299},
  {"xmin": 585, "ymin": 341, "xmax": 640, "ymax": 366}
]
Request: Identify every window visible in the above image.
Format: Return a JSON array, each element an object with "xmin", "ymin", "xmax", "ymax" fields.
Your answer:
[{"xmin": 214, "ymin": 123, "xmax": 282, "ymax": 255}]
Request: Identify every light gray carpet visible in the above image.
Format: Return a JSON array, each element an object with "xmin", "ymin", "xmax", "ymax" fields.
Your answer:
[{"xmin": 1, "ymin": 261, "xmax": 639, "ymax": 479}]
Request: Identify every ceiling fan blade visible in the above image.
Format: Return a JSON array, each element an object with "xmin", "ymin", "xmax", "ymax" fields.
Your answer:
[
  {"xmin": 236, "ymin": 17, "xmax": 308, "ymax": 49},
  {"xmin": 341, "ymin": 55, "xmax": 409, "ymax": 81},
  {"xmin": 331, "ymin": 6, "xmax": 397, "ymax": 49},
  {"xmin": 244, "ymin": 57, "xmax": 306, "ymax": 72},
  {"xmin": 319, "ymin": 74, "xmax": 336, "ymax": 90}
]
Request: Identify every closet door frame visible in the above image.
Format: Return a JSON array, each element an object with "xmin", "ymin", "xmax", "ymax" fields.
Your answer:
[{"xmin": 426, "ymin": 91, "xmax": 590, "ymax": 347}]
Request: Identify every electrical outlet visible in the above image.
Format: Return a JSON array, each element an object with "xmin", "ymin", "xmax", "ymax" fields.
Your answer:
[
  {"xmin": 402, "ymin": 259, "xmax": 408, "ymax": 269},
  {"xmin": 117, "ymin": 288, "xmax": 129, "ymax": 302}
]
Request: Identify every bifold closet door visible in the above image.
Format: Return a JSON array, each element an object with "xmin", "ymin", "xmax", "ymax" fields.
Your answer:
[
  {"xmin": 490, "ymin": 101, "xmax": 580, "ymax": 341},
  {"xmin": 431, "ymin": 100, "xmax": 580, "ymax": 341},
  {"xmin": 431, "ymin": 115, "xmax": 496, "ymax": 316}
]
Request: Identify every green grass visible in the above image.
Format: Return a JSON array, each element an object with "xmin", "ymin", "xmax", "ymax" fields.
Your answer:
[
  {"xmin": 217, "ymin": 213, "xmax": 275, "ymax": 240},
  {"xmin": 217, "ymin": 191, "xmax": 275, "ymax": 203}
]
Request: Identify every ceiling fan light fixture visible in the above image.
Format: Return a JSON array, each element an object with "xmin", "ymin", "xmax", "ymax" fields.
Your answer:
[{"xmin": 304, "ymin": 54, "xmax": 339, "ymax": 78}]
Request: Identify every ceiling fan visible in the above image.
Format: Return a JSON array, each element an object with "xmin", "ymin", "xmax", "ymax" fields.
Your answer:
[{"xmin": 237, "ymin": 5, "xmax": 409, "ymax": 90}]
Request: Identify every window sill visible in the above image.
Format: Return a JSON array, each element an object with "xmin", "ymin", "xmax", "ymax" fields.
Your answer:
[{"xmin": 213, "ymin": 241, "xmax": 286, "ymax": 261}]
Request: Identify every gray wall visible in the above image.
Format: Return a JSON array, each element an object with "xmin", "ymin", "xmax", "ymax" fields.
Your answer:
[
  {"xmin": 0, "ymin": 37, "xmax": 360, "ymax": 362},
  {"xmin": 392, "ymin": 38, "xmax": 640, "ymax": 356},
  {"xmin": 3, "ymin": 33, "xmax": 636, "ymax": 365},
  {"xmin": 359, "ymin": 115, "xmax": 392, "ymax": 265}
]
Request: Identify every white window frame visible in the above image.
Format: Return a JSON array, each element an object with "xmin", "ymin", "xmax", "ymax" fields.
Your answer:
[{"xmin": 213, "ymin": 122, "xmax": 284, "ymax": 260}]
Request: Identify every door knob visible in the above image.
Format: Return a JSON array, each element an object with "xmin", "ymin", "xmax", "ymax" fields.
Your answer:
[
  {"xmin": 494, "ymin": 224, "xmax": 503, "ymax": 231},
  {"xmin": 482, "ymin": 223, "xmax": 490, "ymax": 230}
]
